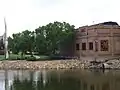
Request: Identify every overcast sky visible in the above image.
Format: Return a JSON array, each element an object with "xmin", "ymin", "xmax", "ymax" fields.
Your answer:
[{"xmin": 0, "ymin": 0, "xmax": 119, "ymax": 36}]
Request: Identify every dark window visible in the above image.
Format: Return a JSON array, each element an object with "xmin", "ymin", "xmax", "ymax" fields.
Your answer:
[
  {"xmin": 76, "ymin": 43, "xmax": 79, "ymax": 50},
  {"xmin": 81, "ymin": 28, "xmax": 85, "ymax": 32},
  {"xmin": 95, "ymin": 41, "xmax": 98, "ymax": 51},
  {"xmin": 82, "ymin": 43, "xmax": 86, "ymax": 50},
  {"xmin": 101, "ymin": 40, "xmax": 108, "ymax": 51},
  {"xmin": 89, "ymin": 42, "xmax": 93, "ymax": 50}
]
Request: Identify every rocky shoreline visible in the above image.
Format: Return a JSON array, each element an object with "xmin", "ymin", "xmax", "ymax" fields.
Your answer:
[
  {"xmin": 0, "ymin": 60, "xmax": 85, "ymax": 70},
  {"xmin": 0, "ymin": 59, "xmax": 120, "ymax": 70}
]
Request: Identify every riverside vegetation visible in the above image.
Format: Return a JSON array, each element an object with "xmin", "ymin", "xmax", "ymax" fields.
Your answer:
[
  {"xmin": 8, "ymin": 21, "xmax": 75, "ymax": 58},
  {"xmin": 0, "ymin": 21, "xmax": 78, "ymax": 70}
]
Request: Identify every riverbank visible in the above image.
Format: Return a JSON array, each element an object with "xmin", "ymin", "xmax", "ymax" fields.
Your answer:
[
  {"xmin": 0, "ymin": 60, "xmax": 87, "ymax": 70},
  {"xmin": 0, "ymin": 59, "xmax": 120, "ymax": 70}
]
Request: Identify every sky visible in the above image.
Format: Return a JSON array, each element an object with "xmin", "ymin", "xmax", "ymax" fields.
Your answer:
[{"xmin": 0, "ymin": 0, "xmax": 119, "ymax": 36}]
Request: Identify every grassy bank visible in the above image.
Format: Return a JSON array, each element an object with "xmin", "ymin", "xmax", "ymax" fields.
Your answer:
[
  {"xmin": 0, "ymin": 54, "xmax": 74, "ymax": 61},
  {"xmin": 0, "ymin": 54, "xmax": 50, "ymax": 61}
]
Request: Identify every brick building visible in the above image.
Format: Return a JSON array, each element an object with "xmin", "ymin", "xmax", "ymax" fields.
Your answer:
[{"xmin": 75, "ymin": 21, "xmax": 120, "ymax": 60}]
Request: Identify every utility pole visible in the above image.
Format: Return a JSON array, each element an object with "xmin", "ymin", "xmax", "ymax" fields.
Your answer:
[{"xmin": 4, "ymin": 17, "xmax": 9, "ymax": 59}]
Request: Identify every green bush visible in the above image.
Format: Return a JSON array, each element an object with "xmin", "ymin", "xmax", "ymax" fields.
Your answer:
[
  {"xmin": 38, "ymin": 56, "xmax": 50, "ymax": 60},
  {"xmin": 26, "ymin": 56, "xmax": 50, "ymax": 61},
  {"xmin": 26, "ymin": 56, "xmax": 36, "ymax": 61},
  {"xmin": 0, "ymin": 54, "xmax": 52, "ymax": 61}
]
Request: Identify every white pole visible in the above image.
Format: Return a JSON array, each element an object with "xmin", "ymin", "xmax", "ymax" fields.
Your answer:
[{"xmin": 4, "ymin": 17, "xmax": 9, "ymax": 59}]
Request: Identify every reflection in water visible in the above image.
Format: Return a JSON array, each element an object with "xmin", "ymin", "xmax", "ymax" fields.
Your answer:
[
  {"xmin": 10, "ymin": 70, "xmax": 80, "ymax": 90},
  {"xmin": 1, "ymin": 70, "xmax": 120, "ymax": 90},
  {"xmin": 5, "ymin": 70, "xmax": 8, "ymax": 90}
]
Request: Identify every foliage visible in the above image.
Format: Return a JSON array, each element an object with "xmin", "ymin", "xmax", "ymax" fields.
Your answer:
[
  {"xmin": 8, "ymin": 21, "xmax": 75, "ymax": 57},
  {"xmin": 26, "ymin": 56, "xmax": 36, "ymax": 61},
  {"xmin": 35, "ymin": 26, "xmax": 47, "ymax": 54}
]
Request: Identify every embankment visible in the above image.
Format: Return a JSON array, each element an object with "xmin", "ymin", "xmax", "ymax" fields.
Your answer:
[
  {"xmin": 0, "ymin": 59, "xmax": 120, "ymax": 70},
  {"xmin": 0, "ymin": 60, "xmax": 88, "ymax": 70}
]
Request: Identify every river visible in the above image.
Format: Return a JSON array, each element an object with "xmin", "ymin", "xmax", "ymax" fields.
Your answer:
[{"xmin": 0, "ymin": 69, "xmax": 120, "ymax": 90}]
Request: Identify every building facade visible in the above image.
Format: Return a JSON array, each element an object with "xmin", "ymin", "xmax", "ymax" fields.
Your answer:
[{"xmin": 75, "ymin": 22, "xmax": 120, "ymax": 59}]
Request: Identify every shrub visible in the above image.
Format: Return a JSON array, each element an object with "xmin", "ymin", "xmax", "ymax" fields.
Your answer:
[
  {"xmin": 49, "ymin": 55, "xmax": 66, "ymax": 60},
  {"xmin": 26, "ymin": 56, "xmax": 36, "ymax": 61}
]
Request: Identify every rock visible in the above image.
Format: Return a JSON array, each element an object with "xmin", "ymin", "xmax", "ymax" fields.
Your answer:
[
  {"xmin": 103, "ymin": 63, "xmax": 110, "ymax": 69},
  {"xmin": 0, "ymin": 58, "xmax": 120, "ymax": 70}
]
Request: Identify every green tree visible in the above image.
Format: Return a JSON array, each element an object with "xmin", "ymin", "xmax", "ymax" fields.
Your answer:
[
  {"xmin": 8, "ymin": 21, "xmax": 75, "ymax": 56},
  {"xmin": 35, "ymin": 26, "xmax": 47, "ymax": 55},
  {"xmin": 45, "ymin": 21, "xmax": 75, "ymax": 55},
  {"xmin": 19, "ymin": 30, "xmax": 35, "ymax": 56},
  {"xmin": 10, "ymin": 33, "xmax": 21, "ymax": 54},
  {"xmin": 8, "ymin": 36, "xmax": 13, "ymax": 51}
]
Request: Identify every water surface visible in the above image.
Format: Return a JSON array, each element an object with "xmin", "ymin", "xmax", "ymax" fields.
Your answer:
[{"xmin": 1, "ymin": 69, "xmax": 120, "ymax": 90}]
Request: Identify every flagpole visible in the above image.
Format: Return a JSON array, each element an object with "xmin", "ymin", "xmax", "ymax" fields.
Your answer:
[{"xmin": 4, "ymin": 17, "xmax": 9, "ymax": 59}]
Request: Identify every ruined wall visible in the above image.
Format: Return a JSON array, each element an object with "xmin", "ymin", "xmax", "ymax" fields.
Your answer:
[{"xmin": 75, "ymin": 23, "xmax": 120, "ymax": 58}]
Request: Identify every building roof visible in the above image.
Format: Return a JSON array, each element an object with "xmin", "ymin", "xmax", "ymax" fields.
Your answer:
[
  {"xmin": 77, "ymin": 21, "xmax": 119, "ymax": 30},
  {"xmin": 90, "ymin": 21, "xmax": 119, "ymax": 27},
  {"xmin": 101, "ymin": 21, "xmax": 119, "ymax": 25}
]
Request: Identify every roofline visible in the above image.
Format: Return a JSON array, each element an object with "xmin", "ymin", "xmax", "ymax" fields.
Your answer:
[{"xmin": 77, "ymin": 21, "xmax": 119, "ymax": 29}]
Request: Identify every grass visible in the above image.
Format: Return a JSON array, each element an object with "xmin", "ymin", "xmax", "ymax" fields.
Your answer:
[
  {"xmin": 0, "ymin": 54, "xmax": 67, "ymax": 61},
  {"xmin": 0, "ymin": 55, "xmax": 5, "ymax": 60},
  {"xmin": 0, "ymin": 54, "xmax": 50, "ymax": 61}
]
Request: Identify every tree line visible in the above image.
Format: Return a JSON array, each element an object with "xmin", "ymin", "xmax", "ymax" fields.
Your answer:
[{"xmin": 8, "ymin": 21, "xmax": 75, "ymax": 56}]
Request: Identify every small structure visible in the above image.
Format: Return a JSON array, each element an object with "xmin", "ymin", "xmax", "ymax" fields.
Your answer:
[
  {"xmin": 75, "ymin": 21, "xmax": 120, "ymax": 60},
  {"xmin": 0, "ymin": 36, "xmax": 4, "ymax": 55}
]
